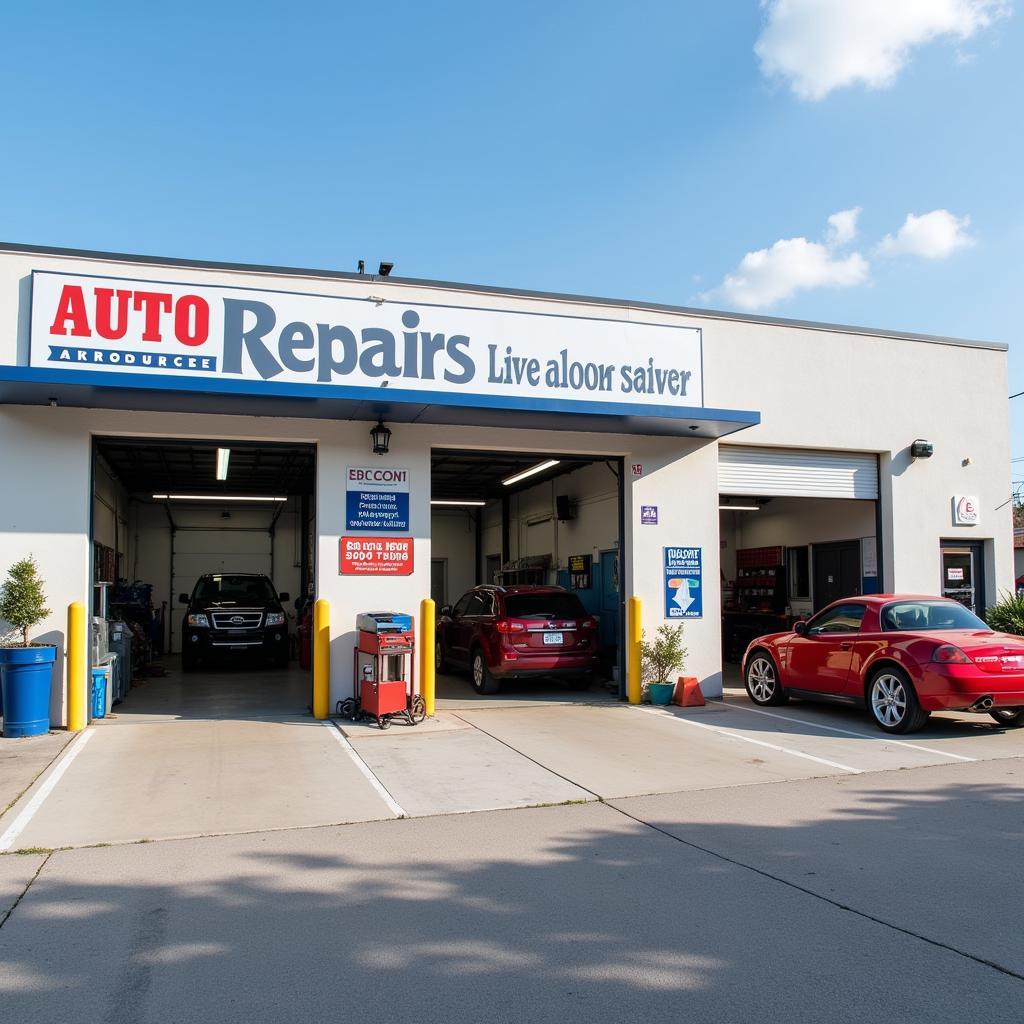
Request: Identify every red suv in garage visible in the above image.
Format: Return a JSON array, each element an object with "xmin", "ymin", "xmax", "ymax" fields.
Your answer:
[{"xmin": 436, "ymin": 585, "xmax": 601, "ymax": 694}]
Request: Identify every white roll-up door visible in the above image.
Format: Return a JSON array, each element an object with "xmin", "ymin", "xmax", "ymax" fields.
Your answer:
[{"xmin": 718, "ymin": 445, "xmax": 879, "ymax": 500}]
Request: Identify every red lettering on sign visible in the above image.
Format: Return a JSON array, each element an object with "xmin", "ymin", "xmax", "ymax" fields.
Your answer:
[
  {"xmin": 174, "ymin": 295, "xmax": 209, "ymax": 347},
  {"xmin": 132, "ymin": 292, "xmax": 173, "ymax": 342},
  {"xmin": 49, "ymin": 284, "xmax": 92, "ymax": 337},
  {"xmin": 94, "ymin": 288, "xmax": 132, "ymax": 340}
]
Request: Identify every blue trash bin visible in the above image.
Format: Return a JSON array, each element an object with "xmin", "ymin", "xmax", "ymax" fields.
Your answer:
[
  {"xmin": 91, "ymin": 666, "xmax": 108, "ymax": 720},
  {"xmin": 0, "ymin": 645, "xmax": 57, "ymax": 738}
]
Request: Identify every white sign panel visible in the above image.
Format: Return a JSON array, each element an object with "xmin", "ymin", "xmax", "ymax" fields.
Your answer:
[
  {"xmin": 952, "ymin": 495, "xmax": 979, "ymax": 526},
  {"xmin": 29, "ymin": 271, "xmax": 704, "ymax": 412}
]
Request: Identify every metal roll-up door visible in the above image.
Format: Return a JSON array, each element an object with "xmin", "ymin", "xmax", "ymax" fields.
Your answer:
[{"xmin": 718, "ymin": 446, "xmax": 879, "ymax": 500}]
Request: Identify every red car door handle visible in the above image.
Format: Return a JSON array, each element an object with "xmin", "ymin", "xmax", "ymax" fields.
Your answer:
[{"xmin": 839, "ymin": 642, "xmax": 852, "ymax": 651}]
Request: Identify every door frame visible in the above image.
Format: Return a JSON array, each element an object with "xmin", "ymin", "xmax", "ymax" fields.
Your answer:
[{"xmin": 940, "ymin": 540, "xmax": 987, "ymax": 618}]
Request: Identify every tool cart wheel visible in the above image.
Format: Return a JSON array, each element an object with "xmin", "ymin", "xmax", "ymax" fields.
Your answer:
[
  {"xmin": 339, "ymin": 698, "xmax": 357, "ymax": 720},
  {"xmin": 377, "ymin": 714, "xmax": 392, "ymax": 730},
  {"xmin": 410, "ymin": 695, "xmax": 426, "ymax": 724}
]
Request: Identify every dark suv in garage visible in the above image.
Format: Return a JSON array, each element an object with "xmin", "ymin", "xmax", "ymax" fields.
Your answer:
[
  {"xmin": 179, "ymin": 573, "xmax": 290, "ymax": 672},
  {"xmin": 436, "ymin": 584, "xmax": 601, "ymax": 694}
]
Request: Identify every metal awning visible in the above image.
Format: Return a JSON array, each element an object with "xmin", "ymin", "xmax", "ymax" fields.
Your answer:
[{"xmin": 0, "ymin": 366, "xmax": 760, "ymax": 439}]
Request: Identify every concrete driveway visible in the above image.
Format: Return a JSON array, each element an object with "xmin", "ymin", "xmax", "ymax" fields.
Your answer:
[{"xmin": 1, "ymin": 663, "xmax": 1020, "ymax": 851}]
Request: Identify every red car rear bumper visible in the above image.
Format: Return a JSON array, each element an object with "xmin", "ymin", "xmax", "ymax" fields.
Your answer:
[
  {"xmin": 917, "ymin": 664, "xmax": 1024, "ymax": 710},
  {"xmin": 492, "ymin": 652, "xmax": 599, "ymax": 679}
]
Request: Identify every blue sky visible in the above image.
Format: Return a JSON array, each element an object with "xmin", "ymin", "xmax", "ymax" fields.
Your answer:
[{"xmin": 1, "ymin": 2, "xmax": 1021, "ymax": 465}]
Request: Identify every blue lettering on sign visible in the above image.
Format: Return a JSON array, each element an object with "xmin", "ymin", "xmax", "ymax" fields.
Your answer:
[
  {"xmin": 664, "ymin": 546, "xmax": 702, "ymax": 619},
  {"xmin": 346, "ymin": 490, "xmax": 410, "ymax": 532},
  {"xmin": 48, "ymin": 346, "xmax": 217, "ymax": 372}
]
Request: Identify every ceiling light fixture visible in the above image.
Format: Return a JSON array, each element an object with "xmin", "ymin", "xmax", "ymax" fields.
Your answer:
[
  {"xmin": 431, "ymin": 499, "xmax": 487, "ymax": 507},
  {"xmin": 215, "ymin": 447, "xmax": 231, "ymax": 481},
  {"xmin": 501, "ymin": 459, "xmax": 560, "ymax": 487},
  {"xmin": 152, "ymin": 494, "xmax": 287, "ymax": 502},
  {"xmin": 718, "ymin": 504, "xmax": 760, "ymax": 511}
]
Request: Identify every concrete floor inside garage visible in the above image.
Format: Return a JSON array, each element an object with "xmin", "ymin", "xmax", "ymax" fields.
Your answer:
[{"xmin": 2, "ymin": 655, "xmax": 1021, "ymax": 852}]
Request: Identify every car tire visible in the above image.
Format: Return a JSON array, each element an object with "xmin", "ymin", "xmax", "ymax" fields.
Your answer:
[
  {"xmin": 435, "ymin": 640, "xmax": 448, "ymax": 674},
  {"xmin": 989, "ymin": 707, "xmax": 1024, "ymax": 728},
  {"xmin": 745, "ymin": 652, "xmax": 787, "ymax": 706},
  {"xmin": 471, "ymin": 649, "xmax": 499, "ymax": 695},
  {"xmin": 868, "ymin": 667, "xmax": 930, "ymax": 734}
]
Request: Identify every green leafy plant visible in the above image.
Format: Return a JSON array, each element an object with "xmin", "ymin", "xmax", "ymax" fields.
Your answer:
[
  {"xmin": 985, "ymin": 591, "xmax": 1024, "ymax": 637},
  {"xmin": 0, "ymin": 556, "xmax": 52, "ymax": 648},
  {"xmin": 640, "ymin": 623, "xmax": 688, "ymax": 685}
]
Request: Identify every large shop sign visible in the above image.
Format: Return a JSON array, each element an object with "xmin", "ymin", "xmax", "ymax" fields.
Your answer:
[{"xmin": 29, "ymin": 271, "xmax": 704, "ymax": 411}]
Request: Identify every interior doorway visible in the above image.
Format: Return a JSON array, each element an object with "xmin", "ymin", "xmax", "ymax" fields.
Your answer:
[
  {"xmin": 812, "ymin": 540, "xmax": 863, "ymax": 612},
  {"xmin": 941, "ymin": 541, "xmax": 986, "ymax": 616}
]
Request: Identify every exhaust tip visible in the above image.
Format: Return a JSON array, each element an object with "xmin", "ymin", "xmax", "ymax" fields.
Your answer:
[{"xmin": 970, "ymin": 695, "xmax": 994, "ymax": 712}]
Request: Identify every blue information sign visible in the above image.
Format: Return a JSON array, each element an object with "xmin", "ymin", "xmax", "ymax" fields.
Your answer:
[
  {"xmin": 346, "ymin": 489, "xmax": 409, "ymax": 532},
  {"xmin": 664, "ymin": 547, "xmax": 702, "ymax": 619}
]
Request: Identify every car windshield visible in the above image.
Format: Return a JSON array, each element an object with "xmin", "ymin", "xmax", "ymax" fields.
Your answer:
[
  {"xmin": 880, "ymin": 600, "xmax": 988, "ymax": 632},
  {"xmin": 504, "ymin": 593, "xmax": 586, "ymax": 619},
  {"xmin": 194, "ymin": 576, "xmax": 276, "ymax": 605}
]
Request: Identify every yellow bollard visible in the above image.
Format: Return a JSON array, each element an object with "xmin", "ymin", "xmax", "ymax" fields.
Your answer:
[
  {"xmin": 312, "ymin": 599, "xmax": 330, "ymax": 720},
  {"xmin": 67, "ymin": 602, "xmax": 87, "ymax": 732},
  {"xmin": 419, "ymin": 598, "xmax": 436, "ymax": 717},
  {"xmin": 627, "ymin": 596, "xmax": 643, "ymax": 704}
]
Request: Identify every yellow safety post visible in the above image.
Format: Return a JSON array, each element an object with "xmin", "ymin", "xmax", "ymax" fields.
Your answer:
[
  {"xmin": 419, "ymin": 598, "xmax": 436, "ymax": 717},
  {"xmin": 67, "ymin": 602, "xmax": 87, "ymax": 732},
  {"xmin": 312, "ymin": 598, "xmax": 330, "ymax": 720},
  {"xmin": 627, "ymin": 596, "xmax": 643, "ymax": 705}
]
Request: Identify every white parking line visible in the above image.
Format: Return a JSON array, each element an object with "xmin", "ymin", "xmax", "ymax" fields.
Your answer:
[
  {"xmin": 629, "ymin": 705, "xmax": 863, "ymax": 774},
  {"xmin": 323, "ymin": 721, "xmax": 406, "ymax": 818},
  {"xmin": 0, "ymin": 730, "xmax": 95, "ymax": 852},
  {"xmin": 709, "ymin": 699, "xmax": 976, "ymax": 762}
]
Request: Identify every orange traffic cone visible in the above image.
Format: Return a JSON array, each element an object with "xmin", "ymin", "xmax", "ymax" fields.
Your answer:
[{"xmin": 673, "ymin": 676, "xmax": 705, "ymax": 707}]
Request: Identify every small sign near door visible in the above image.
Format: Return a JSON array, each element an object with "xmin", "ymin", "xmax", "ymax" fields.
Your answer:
[
  {"xmin": 664, "ymin": 547, "xmax": 703, "ymax": 619},
  {"xmin": 947, "ymin": 567, "xmax": 964, "ymax": 581},
  {"xmin": 640, "ymin": 505, "xmax": 658, "ymax": 525},
  {"xmin": 953, "ymin": 495, "xmax": 979, "ymax": 526},
  {"xmin": 631, "ymin": 463, "xmax": 643, "ymax": 477}
]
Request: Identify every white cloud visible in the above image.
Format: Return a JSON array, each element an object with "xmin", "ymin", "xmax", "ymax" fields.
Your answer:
[
  {"xmin": 755, "ymin": 0, "xmax": 1010, "ymax": 100},
  {"xmin": 702, "ymin": 211, "xmax": 869, "ymax": 311},
  {"xmin": 826, "ymin": 206, "xmax": 861, "ymax": 247},
  {"xmin": 876, "ymin": 209, "xmax": 975, "ymax": 258}
]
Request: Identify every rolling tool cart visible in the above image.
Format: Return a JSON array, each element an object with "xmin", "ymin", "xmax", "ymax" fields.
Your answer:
[{"xmin": 337, "ymin": 612, "xmax": 426, "ymax": 729}]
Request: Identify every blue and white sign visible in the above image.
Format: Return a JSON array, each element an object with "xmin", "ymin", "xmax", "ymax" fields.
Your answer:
[
  {"xmin": 346, "ymin": 466, "xmax": 410, "ymax": 532},
  {"xmin": 641, "ymin": 505, "xmax": 658, "ymax": 525},
  {"xmin": 664, "ymin": 547, "xmax": 702, "ymax": 619},
  {"xmin": 29, "ymin": 271, "xmax": 704, "ymax": 412}
]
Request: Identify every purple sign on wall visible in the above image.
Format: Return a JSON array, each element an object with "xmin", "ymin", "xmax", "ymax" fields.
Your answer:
[{"xmin": 641, "ymin": 505, "xmax": 658, "ymax": 525}]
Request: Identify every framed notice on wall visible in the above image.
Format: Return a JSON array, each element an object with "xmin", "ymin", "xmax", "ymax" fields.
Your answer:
[{"xmin": 339, "ymin": 537, "xmax": 413, "ymax": 575}]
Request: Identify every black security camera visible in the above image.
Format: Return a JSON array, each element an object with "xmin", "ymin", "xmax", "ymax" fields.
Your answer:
[{"xmin": 910, "ymin": 440, "xmax": 934, "ymax": 459}]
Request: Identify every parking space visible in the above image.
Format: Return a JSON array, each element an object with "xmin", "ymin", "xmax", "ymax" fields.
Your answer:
[{"xmin": 1, "ymin": 668, "xmax": 1021, "ymax": 851}]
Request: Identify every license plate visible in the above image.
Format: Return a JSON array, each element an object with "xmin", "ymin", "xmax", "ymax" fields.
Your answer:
[{"xmin": 543, "ymin": 632, "xmax": 563, "ymax": 645}]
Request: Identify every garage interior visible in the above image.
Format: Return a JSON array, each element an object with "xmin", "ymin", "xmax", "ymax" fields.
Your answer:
[
  {"xmin": 90, "ymin": 437, "xmax": 316, "ymax": 714},
  {"xmin": 431, "ymin": 449, "xmax": 624, "ymax": 699},
  {"xmin": 718, "ymin": 445, "xmax": 880, "ymax": 668}
]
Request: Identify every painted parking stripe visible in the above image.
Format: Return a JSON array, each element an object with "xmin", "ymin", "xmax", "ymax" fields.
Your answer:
[
  {"xmin": 322, "ymin": 721, "xmax": 406, "ymax": 818},
  {"xmin": 0, "ymin": 730, "xmax": 95, "ymax": 852},
  {"xmin": 629, "ymin": 705, "xmax": 863, "ymax": 774},
  {"xmin": 710, "ymin": 699, "xmax": 976, "ymax": 763}
]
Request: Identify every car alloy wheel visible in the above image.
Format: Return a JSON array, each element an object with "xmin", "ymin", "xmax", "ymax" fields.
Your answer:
[
  {"xmin": 869, "ymin": 669, "xmax": 930, "ymax": 733},
  {"xmin": 471, "ymin": 650, "xmax": 499, "ymax": 695},
  {"xmin": 746, "ymin": 654, "xmax": 787, "ymax": 706},
  {"xmin": 435, "ymin": 640, "xmax": 445, "ymax": 673},
  {"xmin": 871, "ymin": 673, "xmax": 907, "ymax": 728}
]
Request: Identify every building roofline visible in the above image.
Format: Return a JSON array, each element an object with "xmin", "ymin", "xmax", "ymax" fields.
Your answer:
[{"xmin": 0, "ymin": 239, "xmax": 1008, "ymax": 353}]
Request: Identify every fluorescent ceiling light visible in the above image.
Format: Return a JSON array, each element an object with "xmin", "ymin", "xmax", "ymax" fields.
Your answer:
[
  {"xmin": 153, "ymin": 494, "xmax": 287, "ymax": 502},
  {"xmin": 431, "ymin": 499, "xmax": 487, "ymax": 507},
  {"xmin": 502, "ymin": 459, "xmax": 560, "ymax": 487},
  {"xmin": 719, "ymin": 504, "xmax": 760, "ymax": 511},
  {"xmin": 215, "ymin": 447, "xmax": 230, "ymax": 481}
]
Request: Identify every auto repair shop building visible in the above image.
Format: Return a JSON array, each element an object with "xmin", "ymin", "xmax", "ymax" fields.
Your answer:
[{"xmin": 0, "ymin": 242, "xmax": 1012, "ymax": 725}]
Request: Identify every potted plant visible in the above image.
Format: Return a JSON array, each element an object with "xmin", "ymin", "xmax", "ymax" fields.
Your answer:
[
  {"xmin": 0, "ymin": 556, "xmax": 55, "ymax": 737},
  {"xmin": 641, "ymin": 623, "xmax": 688, "ymax": 706}
]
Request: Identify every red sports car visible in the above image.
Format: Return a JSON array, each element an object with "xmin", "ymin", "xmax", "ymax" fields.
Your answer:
[{"xmin": 741, "ymin": 595, "xmax": 1024, "ymax": 733}]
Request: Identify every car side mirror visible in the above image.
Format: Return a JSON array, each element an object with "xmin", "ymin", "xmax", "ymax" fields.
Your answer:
[
  {"xmin": 278, "ymin": 592, "xmax": 290, "ymax": 604},
  {"xmin": 793, "ymin": 620, "xmax": 808, "ymax": 635},
  {"xmin": 441, "ymin": 605, "xmax": 452, "ymax": 619},
  {"xmin": 178, "ymin": 593, "xmax": 189, "ymax": 605}
]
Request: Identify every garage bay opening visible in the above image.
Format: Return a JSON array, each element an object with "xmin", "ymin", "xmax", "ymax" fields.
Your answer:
[
  {"xmin": 431, "ymin": 448, "xmax": 624, "ymax": 704},
  {"xmin": 90, "ymin": 437, "xmax": 316, "ymax": 717}
]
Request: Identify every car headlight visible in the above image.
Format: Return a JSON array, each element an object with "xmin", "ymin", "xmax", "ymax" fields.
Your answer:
[
  {"xmin": 265, "ymin": 612, "xmax": 285, "ymax": 626},
  {"xmin": 187, "ymin": 614, "xmax": 210, "ymax": 628}
]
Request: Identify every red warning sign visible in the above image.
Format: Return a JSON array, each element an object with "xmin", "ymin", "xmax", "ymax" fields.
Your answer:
[{"xmin": 339, "ymin": 536, "xmax": 414, "ymax": 575}]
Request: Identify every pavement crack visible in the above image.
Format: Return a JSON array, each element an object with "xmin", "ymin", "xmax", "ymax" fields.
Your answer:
[
  {"xmin": 0, "ymin": 850, "xmax": 51, "ymax": 930},
  {"xmin": 607, "ymin": 801, "xmax": 1024, "ymax": 984}
]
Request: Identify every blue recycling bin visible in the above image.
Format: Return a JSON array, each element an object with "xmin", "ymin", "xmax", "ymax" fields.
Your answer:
[
  {"xmin": 0, "ymin": 645, "xmax": 56, "ymax": 738},
  {"xmin": 91, "ymin": 666, "xmax": 108, "ymax": 720}
]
